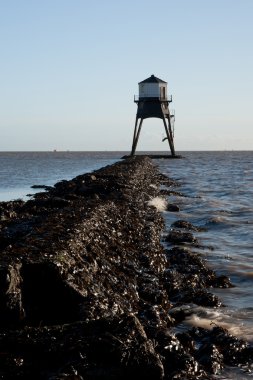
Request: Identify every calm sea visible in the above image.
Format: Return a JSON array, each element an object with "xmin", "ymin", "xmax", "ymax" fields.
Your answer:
[
  {"xmin": 0, "ymin": 151, "xmax": 121, "ymax": 201},
  {"xmin": 0, "ymin": 151, "xmax": 252, "ymax": 378}
]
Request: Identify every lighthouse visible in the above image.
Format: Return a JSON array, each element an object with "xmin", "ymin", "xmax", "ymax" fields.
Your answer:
[{"xmin": 131, "ymin": 74, "xmax": 176, "ymax": 156}]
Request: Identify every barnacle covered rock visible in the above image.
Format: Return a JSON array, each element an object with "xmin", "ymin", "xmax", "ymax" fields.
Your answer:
[{"xmin": 0, "ymin": 156, "xmax": 251, "ymax": 379}]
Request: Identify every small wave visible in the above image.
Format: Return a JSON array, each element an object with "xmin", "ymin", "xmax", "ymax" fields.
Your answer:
[
  {"xmin": 206, "ymin": 216, "xmax": 227, "ymax": 225},
  {"xmin": 207, "ymin": 200, "xmax": 228, "ymax": 208},
  {"xmin": 183, "ymin": 306, "xmax": 253, "ymax": 343},
  {"xmin": 147, "ymin": 196, "xmax": 167, "ymax": 212}
]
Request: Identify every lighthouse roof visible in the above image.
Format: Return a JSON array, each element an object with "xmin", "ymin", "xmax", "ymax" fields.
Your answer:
[{"xmin": 139, "ymin": 74, "xmax": 167, "ymax": 84}]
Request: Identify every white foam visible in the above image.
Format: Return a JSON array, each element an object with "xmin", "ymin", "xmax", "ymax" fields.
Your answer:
[
  {"xmin": 184, "ymin": 306, "xmax": 253, "ymax": 342},
  {"xmin": 147, "ymin": 197, "xmax": 167, "ymax": 212}
]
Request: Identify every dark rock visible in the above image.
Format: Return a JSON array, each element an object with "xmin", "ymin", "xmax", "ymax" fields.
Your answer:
[
  {"xmin": 171, "ymin": 220, "xmax": 207, "ymax": 231},
  {"xmin": 160, "ymin": 189, "xmax": 186, "ymax": 197},
  {"xmin": 158, "ymin": 173, "xmax": 181, "ymax": 188},
  {"xmin": 163, "ymin": 246, "xmax": 232, "ymax": 306},
  {"xmin": 183, "ymin": 289, "xmax": 222, "ymax": 307},
  {"xmin": 0, "ymin": 315, "xmax": 164, "ymax": 380},
  {"xmin": 190, "ymin": 326, "xmax": 253, "ymax": 372},
  {"xmin": 212, "ymin": 274, "xmax": 234, "ymax": 288},
  {"xmin": 25, "ymin": 197, "xmax": 70, "ymax": 209},
  {"xmin": 31, "ymin": 185, "xmax": 53, "ymax": 190},
  {"xmin": 0, "ymin": 156, "xmax": 250, "ymax": 379},
  {"xmin": 166, "ymin": 203, "xmax": 180, "ymax": 212},
  {"xmin": 196, "ymin": 343, "xmax": 223, "ymax": 374},
  {"xmin": 160, "ymin": 333, "xmax": 205, "ymax": 379},
  {"xmin": 165, "ymin": 229, "xmax": 198, "ymax": 245},
  {"xmin": 0, "ymin": 264, "xmax": 24, "ymax": 326}
]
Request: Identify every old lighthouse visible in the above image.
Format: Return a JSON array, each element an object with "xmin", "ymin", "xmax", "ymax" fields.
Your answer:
[{"xmin": 131, "ymin": 74, "xmax": 176, "ymax": 157}]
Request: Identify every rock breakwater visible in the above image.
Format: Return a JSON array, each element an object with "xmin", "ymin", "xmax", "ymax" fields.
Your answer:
[{"xmin": 0, "ymin": 156, "xmax": 252, "ymax": 379}]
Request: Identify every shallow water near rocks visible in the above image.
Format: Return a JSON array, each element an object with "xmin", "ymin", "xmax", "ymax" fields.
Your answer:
[
  {"xmin": 157, "ymin": 151, "xmax": 253, "ymax": 379},
  {"xmin": 0, "ymin": 151, "xmax": 119, "ymax": 201},
  {"xmin": 0, "ymin": 150, "xmax": 252, "ymax": 378},
  {"xmin": 0, "ymin": 151, "xmax": 252, "ymax": 316}
]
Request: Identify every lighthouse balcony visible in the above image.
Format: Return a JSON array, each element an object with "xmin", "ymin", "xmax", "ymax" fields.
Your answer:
[{"xmin": 134, "ymin": 94, "xmax": 172, "ymax": 103}]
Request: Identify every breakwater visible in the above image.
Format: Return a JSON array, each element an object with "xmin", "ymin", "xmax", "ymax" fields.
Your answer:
[{"xmin": 0, "ymin": 156, "xmax": 252, "ymax": 379}]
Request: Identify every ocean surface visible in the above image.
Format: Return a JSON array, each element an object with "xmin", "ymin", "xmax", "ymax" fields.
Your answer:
[
  {"xmin": 0, "ymin": 151, "xmax": 120, "ymax": 201},
  {"xmin": 157, "ymin": 151, "xmax": 253, "ymax": 379},
  {"xmin": 0, "ymin": 151, "xmax": 252, "ymax": 378}
]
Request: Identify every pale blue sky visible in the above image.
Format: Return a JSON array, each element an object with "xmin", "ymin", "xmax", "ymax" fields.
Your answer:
[{"xmin": 1, "ymin": 0, "xmax": 253, "ymax": 151}]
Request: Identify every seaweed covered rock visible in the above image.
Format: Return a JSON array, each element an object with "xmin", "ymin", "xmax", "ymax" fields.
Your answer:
[
  {"xmin": 0, "ymin": 156, "xmax": 251, "ymax": 379},
  {"xmin": 0, "ymin": 315, "xmax": 164, "ymax": 380},
  {"xmin": 0, "ymin": 157, "xmax": 169, "ymax": 378},
  {"xmin": 165, "ymin": 229, "xmax": 198, "ymax": 245},
  {"xmin": 171, "ymin": 220, "xmax": 206, "ymax": 232}
]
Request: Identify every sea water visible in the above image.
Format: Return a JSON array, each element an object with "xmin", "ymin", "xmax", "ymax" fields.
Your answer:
[
  {"xmin": 0, "ymin": 150, "xmax": 252, "ymax": 378},
  {"xmin": 157, "ymin": 151, "xmax": 253, "ymax": 379},
  {"xmin": 0, "ymin": 151, "xmax": 120, "ymax": 201}
]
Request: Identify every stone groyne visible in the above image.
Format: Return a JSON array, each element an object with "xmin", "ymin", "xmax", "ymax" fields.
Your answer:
[{"xmin": 0, "ymin": 156, "xmax": 252, "ymax": 379}]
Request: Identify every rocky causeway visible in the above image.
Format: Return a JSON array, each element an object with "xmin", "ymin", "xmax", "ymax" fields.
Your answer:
[{"xmin": 0, "ymin": 156, "xmax": 252, "ymax": 379}]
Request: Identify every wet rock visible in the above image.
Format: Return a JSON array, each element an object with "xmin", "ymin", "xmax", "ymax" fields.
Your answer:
[
  {"xmin": 0, "ymin": 315, "xmax": 164, "ymax": 380},
  {"xmin": 196, "ymin": 343, "xmax": 223, "ymax": 374},
  {"xmin": 0, "ymin": 157, "xmax": 168, "ymax": 378},
  {"xmin": 212, "ymin": 274, "xmax": 234, "ymax": 288},
  {"xmin": 176, "ymin": 331, "xmax": 196, "ymax": 353},
  {"xmin": 159, "ymin": 189, "xmax": 186, "ymax": 197},
  {"xmin": 189, "ymin": 326, "xmax": 253, "ymax": 373},
  {"xmin": 208, "ymin": 326, "xmax": 251, "ymax": 367},
  {"xmin": 182, "ymin": 289, "xmax": 222, "ymax": 307},
  {"xmin": 157, "ymin": 332, "xmax": 206, "ymax": 379},
  {"xmin": 31, "ymin": 185, "xmax": 53, "ymax": 190},
  {"xmin": 158, "ymin": 173, "xmax": 181, "ymax": 188},
  {"xmin": 0, "ymin": 200, "xmax": 24, "ymax": 221},
  {"xmin": 21, "ymin": 262, "xmax": 85, "ymax": 326},
  {"xmin": 25, "ymin": 197, "xmax": 70, "ymax": 209},
  {"xmin": 0, "ymin": 264, "xmax": 24, "ymax": 326},
  {"xmin": 0, "ymin": 156, "xmax": 250, "ymax": 379},
  {"xmin": 162, "ymin": 247, "xmax": 231, "ymax": 307},
  {"xmin": 166, "ymin": 203, "xmax": 180, "ymax": 212},
  {"xmin": 165, "ymin": 229, "xmax": 198, "ymax": 245},
  {"xmin": 171, "ymin": 220, "xmax": 206, "ymax": 232}
]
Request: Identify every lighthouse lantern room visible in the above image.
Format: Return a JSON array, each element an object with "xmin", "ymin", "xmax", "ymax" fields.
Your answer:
[
  {"xmin": 138, "ymin": 75, "xmax": 167, "ymax": 100},
  {"xmin": 131, "ymin": 74, "xmax": 176, "ymax": 156}
]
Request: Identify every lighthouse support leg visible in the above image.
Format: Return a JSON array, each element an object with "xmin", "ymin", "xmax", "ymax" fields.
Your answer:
[
  {"xmin": 131, "ymin": 118, "xmax": 143, "ymax": 156},
  {"xmin": 162, "ymin": 116, "xmax": 176, "ymax": 156},
  {"xmin": 131, "ymin": 116, "xmax": 139, "ymax": 156}
]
